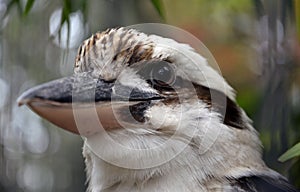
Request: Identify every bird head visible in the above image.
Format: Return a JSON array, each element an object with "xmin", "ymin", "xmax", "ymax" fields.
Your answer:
[{"xmin": 18, "ymin": 27, "xmax": 262, "ymax": 171}]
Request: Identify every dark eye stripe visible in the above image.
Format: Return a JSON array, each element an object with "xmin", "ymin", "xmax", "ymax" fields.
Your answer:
[
  {"xmin": 192, "ymin": 83, "xmax": 247, "ymax": 129},
  {"xmin": 156, "ymin": 75, "xmax": 248, "ymax": 130}
]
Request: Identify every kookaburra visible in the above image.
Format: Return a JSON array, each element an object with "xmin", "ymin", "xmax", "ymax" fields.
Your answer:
[{"xmin": 18, "ymin": 28, "xmax": 298, "ymax": 192}]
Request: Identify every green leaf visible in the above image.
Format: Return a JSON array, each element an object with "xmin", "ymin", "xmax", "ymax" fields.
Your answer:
[
  {"xmin": 58, "ymin": 0, "xmax": 71, "ymax": 48},
  {"xmin": 279, "ymin": 142, "xmax": 300, "ymax": 162},
  {"xmin": 23, "ymin": 0, "xmax": 35, "ymax": 16},
  {"xmin": 151, "ymin": 0, "xmax": 165, "ymax": 19}
]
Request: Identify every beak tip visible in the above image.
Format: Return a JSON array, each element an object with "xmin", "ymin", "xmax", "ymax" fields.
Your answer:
[
  {"xmin": 17, "ymin": 90, "xmax": 33, "ymax": 107},
  {"xmin": 17, "ymin": 96, "xmax": 27, "ymax": 107},
  {"xmin": 17, "ymin": 99, "xmax": 26, "ymax": 106}
]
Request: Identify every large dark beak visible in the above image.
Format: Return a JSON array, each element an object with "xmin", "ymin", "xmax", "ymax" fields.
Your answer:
[{"xmin": 17, "ymin": 73, "xmax": 162, "ymax": 136}]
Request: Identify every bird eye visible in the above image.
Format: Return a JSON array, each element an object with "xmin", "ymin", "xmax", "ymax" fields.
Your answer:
[{"xmin": 150, "ymin": 61, "xmax": 175, "ymax": 87}]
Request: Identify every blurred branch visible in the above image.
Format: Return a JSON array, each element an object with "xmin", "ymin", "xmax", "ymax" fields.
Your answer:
[{"xmin": 253, "ymin": 0, "xmax": 265, "ymax": 17}]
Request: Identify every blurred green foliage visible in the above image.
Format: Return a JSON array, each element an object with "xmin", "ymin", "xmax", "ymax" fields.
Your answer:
[{"xmin": 296, "ymin": 0, "xmax": 300, "ymax": 40}]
